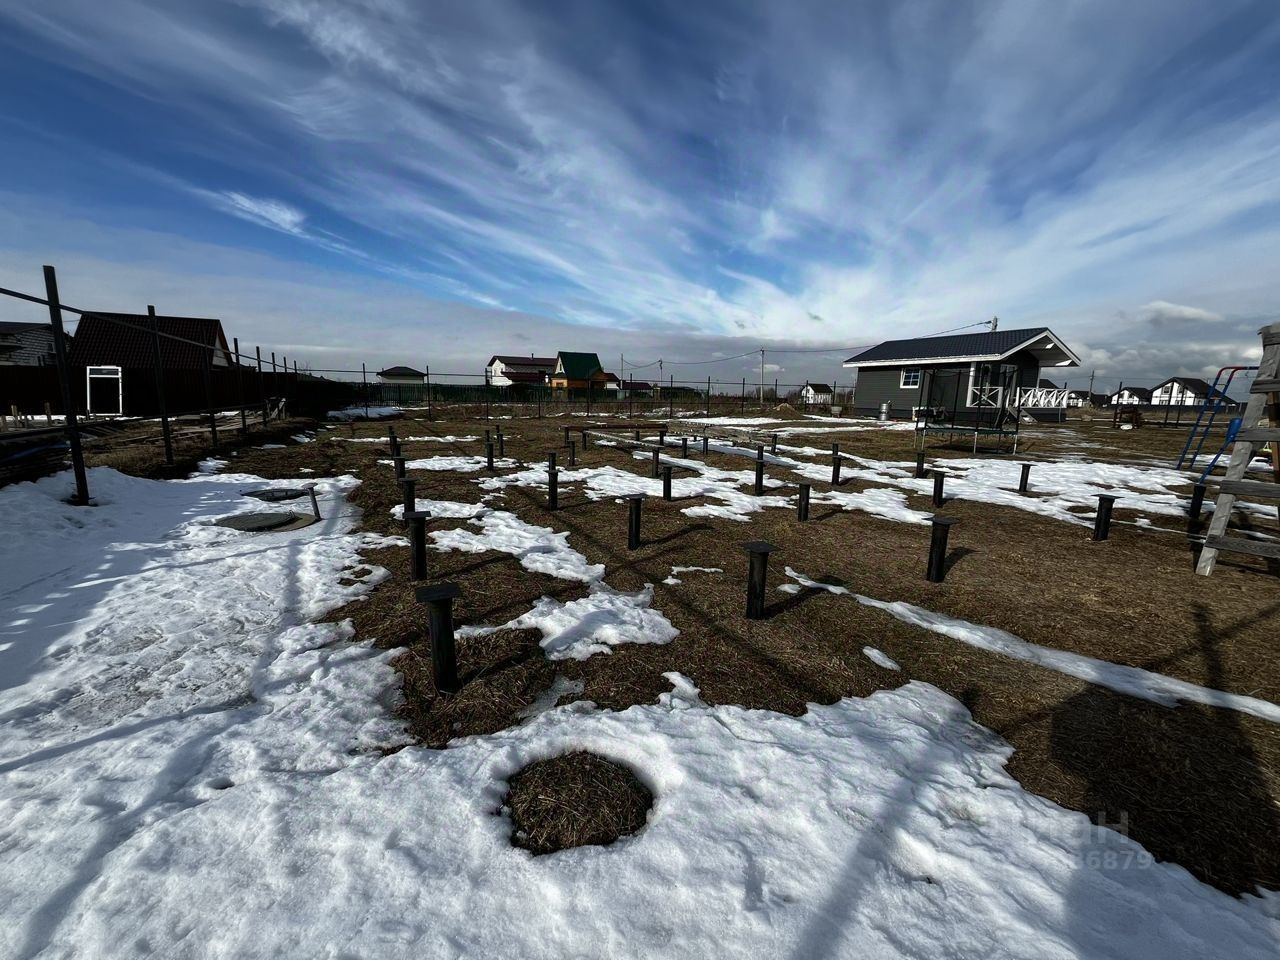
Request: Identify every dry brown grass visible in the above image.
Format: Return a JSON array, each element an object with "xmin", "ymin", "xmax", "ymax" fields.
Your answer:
[
  {"xmin": 204, "ymin": 411, "xmax": 1279, "ymax": 894},
  {"xmin": 505, "ymin": 752, "xmax": 653, "ymax": 855}
]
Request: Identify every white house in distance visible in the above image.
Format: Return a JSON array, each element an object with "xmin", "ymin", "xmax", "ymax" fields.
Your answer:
[
  {"xmin": 800, "ymin": 382, "xmax": 833, "ymax": 404},
  {"xmin": 1110, "ymin": 386, "xmax": 1152, "ymax": 406},
  {"xmin": 1150, "ymin": 377, "xmax": 1231, "ymax": 407},
  {"xmin": 377, "ymin": 365, "xmax": 426, "ymax": 384},
  {"xmin": 486, "ymin": 354, "xmax": 556, "ymax": 386}
]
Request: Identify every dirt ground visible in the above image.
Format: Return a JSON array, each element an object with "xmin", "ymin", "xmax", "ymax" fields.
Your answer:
[{"xmin": 187, "ymin": 407, "xmax": 1280, "ymax": 895}]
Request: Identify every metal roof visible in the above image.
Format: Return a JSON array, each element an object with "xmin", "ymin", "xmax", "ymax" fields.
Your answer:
[
  {"xmin": 844, "ymin": 327, "xmax": 1079, "ymax": 367},
  {"xmin": 69, "ymin": 313, "xmax": 230, "ymax": 369},
  {"xmin": 554, "ymin": 351, "xmax": 604, "ymax": 379},
  {"xmin": 489, "ymin": 355, "xmax": 555, "ymax": 367},
  {"xmin": 378, "ymin": 366, "xmax": 426, "ymax": 378}
]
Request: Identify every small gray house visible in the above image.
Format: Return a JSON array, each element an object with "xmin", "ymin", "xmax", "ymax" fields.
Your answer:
[
  {"xmin": 0, "ymin": 321, "xmax": 59, "ymax": 366},
  {"xmin": 843, "ymin": 327, "xmax": 1080, "ymax": 420}
]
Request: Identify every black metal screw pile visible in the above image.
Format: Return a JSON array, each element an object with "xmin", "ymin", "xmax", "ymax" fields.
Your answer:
[
  {"xmin": 652, "ymin": 448, "xmax": 661, "ymax": 478},
  {"xmin": 681, "ymin": 437, "xmax": 689, "ymax": 457},
  {"xmin": 663, "ymin": 465, "xmax": 673, "ymax": 501},
  {"xmin": 415, "ymin": 582, "xmax": 461, "ymax": 694},
  {"xmin": 406, "ymin": 510, "xmax": 430, "ymax": 581},
  {"xmin": 915, "ymin": 452, "xmax": 926, "ymax": 479},
  {"xmin": 485, "ymin": 441, "xmax": 495, "ymax": 471},
  {"xmin": 932, "ymin": 471, "xmax": 946, "ymax": 507},
  {"xmin": 1187, "ymin": 483, "xmax": 1207, "ymax": 534},
  {"xmin": 831, "ymin": 443, "xmax": 841, "ymax": 486},
  {"xmin": 564, "ymin": 426, "xmax": 572, "ymax": 447},
  {"xmin": 1018, "ymin": 463, "xmax": 1032, "ymax": 494},
  {"xmin": 797, "ymin": 483, "xmax": 810, "ymax": 521},
  {"xmin": 926, "ymin": 516, "xmax": 957, "ymax": 583},
  {"xmin": 498, "ymin": 432, "xmax": 506, "ymax": 457},
  {"xmin": 771, "ymin": 433, "xmax": 778, "ymax": 455},
  {"xmin": 568, "ymin": 440, "xmax": 577, "ymax": 466},
  {"xmin": 743, "ymin": 541, "xmax": 778, "ymax": 620},
  {"xmin": 307, "ymin": 485, "xmax": 322, "ymax": 520},
  {"xmin": 392, "ymin": 456, "xmax": 406, "ymax": 480},
  {"xmin": 1093, "ymin": 494, "xmax": 1119, "ymax": 541},
  {"xmin": 626, "ymin": 494, "xmax": 644, "ymax": 550},
  {"xmin": 754, "ymin": 459, "xmax": 765, "ymax": 496},
  {"xmin": 702, "ymin": 435, "xmax": 709, "ymax": 454},
  {"xmin": 399, "ymin": 477, "xmax": 416, "ymax": 526}
]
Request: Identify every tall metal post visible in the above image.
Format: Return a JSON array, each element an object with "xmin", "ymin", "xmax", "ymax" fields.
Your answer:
[
  {"xmin": 203, "ymin": 342, "xmax": 218, "ymax": 449},
  {"xmin": 255, "ymin": 346, "xmax": 267, "ymax": 425},
  {"xmin": 149, "ymin": 305, "xmax": 174, "ymax": 464},
  {"xmin": 361, "ymin": 362, "xmax": 369, "ymax": 419},
  {"xmin": 425, "ymin": 365, "xmax": 434, "ymax": 420},
  {"xmin": 797, "ymin": 483, "xmax": 810, "ymax": 521},
  {"xmin": 233, "ymin": 337, "xmax": 248, "ymax": 436},
  {"xmin": 43, "ymin": 266, "xmax": 89, "ymax": 504}
]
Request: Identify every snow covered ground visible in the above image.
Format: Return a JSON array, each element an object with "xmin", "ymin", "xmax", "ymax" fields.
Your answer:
[{"xmin": 2, "ymin": 468, "xmax": 1277, "ymax": 958}]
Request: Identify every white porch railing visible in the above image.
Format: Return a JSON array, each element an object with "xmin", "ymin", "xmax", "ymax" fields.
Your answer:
[{"xmin": 1014, "ymin": 387, "xmax": 1071, "ymax": 408}]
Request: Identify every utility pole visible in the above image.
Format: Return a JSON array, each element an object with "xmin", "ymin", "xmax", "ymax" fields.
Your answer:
[
  {"xmin": 1088, "ymin": 370, "xmax": 1096, "ymax": 397},
  {"xmin": 760, "ymin": 349, "xmax": 765, "ymax": 405},
  {"xmin": 990, "ymin": 316, "xmax": 999, "ymax": 332}
]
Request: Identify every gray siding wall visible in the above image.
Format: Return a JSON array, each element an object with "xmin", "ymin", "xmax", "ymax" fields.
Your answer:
[
  {"xmin": 852, "ymin": 367, "xmax": 924, "ymax": 416},
  {"xmin": 0, "ymin": 327, "xmax": 57, "ymax": 366}
]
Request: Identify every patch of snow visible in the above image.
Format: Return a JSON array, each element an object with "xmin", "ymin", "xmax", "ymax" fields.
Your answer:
[
  {"xmin": 863, "ymin": 647, "xmax": 901, "ymax": 671},
  {"xmin": 781, "ymin": 568, "xmax": 1280, "ymax": 725},
  {"xmin": 389, "ymin": 498, "xmax": 491, "ymax": 521},
  {"xmin": 430, "ymin": 511, "xmax": 604, "ymax": 582},
  {"xmin": 326, "ymin": 404, "xmax": 402, "ymax": 420},
  {"xmin": 195, "ymin": 457, "xmax": 227, "ymax": 474},
  {"xmin": 459, "ymin": 583, "xmax": 677, "ymax": 660},
  {"xmin": 381, "ymin": 455, "xmax": 518, "ymax": 472}
]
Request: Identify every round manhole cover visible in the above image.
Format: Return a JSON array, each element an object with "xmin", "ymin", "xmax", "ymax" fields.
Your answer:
[
  {"xmin": 215, "ymin": 511, "xmax": 313, "ymax": 532},
  {"xmin": 243, "ymin": 488, "xmax": 309, "ymax": 502}
]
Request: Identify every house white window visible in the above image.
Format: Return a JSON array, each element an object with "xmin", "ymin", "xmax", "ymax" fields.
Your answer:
[{"xmin": 900, "ymin": 368, "xmax": 921, "ymax": 388}]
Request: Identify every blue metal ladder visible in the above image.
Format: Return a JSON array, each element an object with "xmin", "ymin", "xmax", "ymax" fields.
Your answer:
[{"xmin": 1174, "ymin": 366, "xmax": 1255, "ymax": 470}]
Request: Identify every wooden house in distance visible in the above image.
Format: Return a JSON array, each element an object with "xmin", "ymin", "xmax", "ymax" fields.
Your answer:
[
  {"xmin": 549, "ymin": 351, "xmax": 611, "ymax": 392},
  {"xmin": 843, "ymin": 327, "xmax": 1080, "ymax": 419},
  {"xmin": 0, "ymin": 322, "xmax": 59, "ymax": 367}
]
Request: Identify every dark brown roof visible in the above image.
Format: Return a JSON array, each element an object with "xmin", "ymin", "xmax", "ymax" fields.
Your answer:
[
  {"xmin": 378, "ymin": 365, "xmax": 426, "ymax": 378},
  {"xmin": 503, "ymin": 370, "xmax": 548, "ymax": 384},
  {"xmin": 70, "ymin": 313, "xmax": 230, "ymax": 369},
  {"xmin": 490, "ymin": 355, "xmax": 556, "ymax": 367}
]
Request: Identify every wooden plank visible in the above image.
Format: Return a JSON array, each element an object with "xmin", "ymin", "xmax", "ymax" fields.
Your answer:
[
  {"xmin": 1236, "ymin": 427, "xmax": 1280, "ymax": 443},
  {"xmin": 1203, "ymin": 535, "xmax": 1280, "ymax": 561},
  {"xmin": 1251, "ymin": 378, "xmax": 1280, "ymax": 394},
  {"xmin": 1219, "ymin": 478, "xmax": 1280, "ymax": 499}
]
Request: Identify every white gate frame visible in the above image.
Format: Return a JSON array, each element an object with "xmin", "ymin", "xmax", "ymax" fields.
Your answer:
[{"xmin": 86, "ymin": 365, "xmax": 123, "ymax": 416}]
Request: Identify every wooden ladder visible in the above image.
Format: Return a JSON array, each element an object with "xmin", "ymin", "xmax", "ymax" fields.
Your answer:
[{"xmin": 1196, "ymin": 322, "xmax": 1280, "ymax": 575}]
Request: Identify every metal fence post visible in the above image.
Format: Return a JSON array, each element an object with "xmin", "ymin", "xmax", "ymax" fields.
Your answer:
[
  {"xmin": 43, "ymin": 265, "xmax": 89, "ymax": 504},
  {"xmin": 233, "ymin": 337, "xmax": 248, "ymax": 436},
  {"xmin": 148, "ymin": 305, "xmax": 174, "ymax": 464},
  {"xmin": 256, "ymin": 346, "xmax": 267, "ymax": 425}
]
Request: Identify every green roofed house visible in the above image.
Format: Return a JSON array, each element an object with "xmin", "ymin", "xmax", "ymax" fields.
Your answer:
[{"xmin": 549, "ymin": 351, "xmax": 610, "ymax": 391}]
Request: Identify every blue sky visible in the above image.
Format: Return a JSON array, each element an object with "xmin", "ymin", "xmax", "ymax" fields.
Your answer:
[{"xmin": 1, "ymin": 0, "xmax": 1279, "ymax": 389}]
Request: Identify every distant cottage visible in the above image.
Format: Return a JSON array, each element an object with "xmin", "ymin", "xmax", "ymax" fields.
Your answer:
[
  {"xmin": 843, "ymin": 327, "xmax": 1080, "ymax": 418},
  {"xmin": 0, "ymin": 321, "xmax": 59, "ymax": 367},
  {"xmin": 800, "ymin": 382, "xmax": 833, "ymax": 404},
  {"xmin": 549, "ymin": 352, "xmax": 610, "ymax": 391},
  {"xmin": 377, "ymin": 365, "xmax": 426, "ymax": 384},
  {"xmin": 486, "ymin": 355, "xmax": 555, "ymax": 386}
]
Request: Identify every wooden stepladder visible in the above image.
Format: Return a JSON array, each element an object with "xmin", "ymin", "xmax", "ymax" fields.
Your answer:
[{"xmin": 1197, "ymin": 322, "xmax": 1280, "ymax": 575}]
